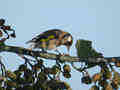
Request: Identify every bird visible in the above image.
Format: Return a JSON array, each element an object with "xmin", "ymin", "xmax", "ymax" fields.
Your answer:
[{"xmin": 26, "ymin": 29, "xmax": 73, "ymax": 54}]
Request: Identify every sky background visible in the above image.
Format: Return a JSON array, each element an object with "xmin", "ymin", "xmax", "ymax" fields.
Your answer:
[{"xmin": 0, "ymin": 0, "xmax": 120, "ymax": 89}]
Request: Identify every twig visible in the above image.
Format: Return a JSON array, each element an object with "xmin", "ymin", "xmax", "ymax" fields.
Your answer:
[
  {"xmin": 0, "ymin": 44, "xmax": 120, "ymax": 68},
  {"xmin": 0, "ymin": 56, "xmax": 6, "ymax": 76}
]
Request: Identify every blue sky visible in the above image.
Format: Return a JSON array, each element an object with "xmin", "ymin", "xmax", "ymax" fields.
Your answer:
[{"xmin": 0, "ymin": 0, "xmax": 120, "ymax": 89}]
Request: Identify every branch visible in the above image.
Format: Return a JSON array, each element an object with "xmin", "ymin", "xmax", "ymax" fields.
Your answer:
[{"xmin": 0, "ymin": 43, "xmax": 120, "ymax": 64}]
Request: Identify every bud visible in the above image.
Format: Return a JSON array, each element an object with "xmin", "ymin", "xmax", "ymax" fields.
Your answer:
[{"xmin": 0, "ymin": 19, "xmax": 5, "ymax": 26}]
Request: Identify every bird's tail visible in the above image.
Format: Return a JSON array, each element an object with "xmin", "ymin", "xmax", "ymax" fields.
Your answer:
[{"xmin": 26, "ymin": 40, "xmax": 33, "ymax": 44}]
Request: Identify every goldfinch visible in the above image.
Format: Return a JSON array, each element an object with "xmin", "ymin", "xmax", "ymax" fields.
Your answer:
[{"xmin": 26, "ymin": 29, "xmax": 73, "ymax": 54}]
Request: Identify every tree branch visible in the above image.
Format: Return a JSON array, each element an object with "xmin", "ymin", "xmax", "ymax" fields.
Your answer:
[{"xmin": 0, "ymin": 44, "xmax": 120, "ymax": 64}]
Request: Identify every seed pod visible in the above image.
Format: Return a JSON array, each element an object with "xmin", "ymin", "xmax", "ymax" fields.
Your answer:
[
  {"xmin": 44, "ymin": 68, "xmax": 52, "ymax": 74},
  {"xmin": 0, "ymin": 87, "xmax": 4, "ymax": 90},
  {"xmin": 62, "ymin": 82, "xmax": 71, "ymax": 89},
  {"xmin": 18, "ymin": 64, "xmax": 27, "ymax": 71},
  {"xmin": 92, "ymin": 73, "xmax": 102, "ymax": 82},
  {"xmin": 1, "ymin": 25, "xmax": 11, "ymax": 30},
  {"xmin": 10, "ymin": 33, "xmax": 16, "ymax": 38},
  {"xmin": 37, "ymin": 60, "xmax": 43, "ymax": 66},
  {"xmin": 6, "ymin": 80, "xmax": 17, "ymax": 88},
  {"xmin": 103, "ymin": 71, "xmax": 112, "ymax": 80},
  {"xmin": 111, "ymin": 80, "xmax": 119, "ymax": 89},
  {"xmin": 113, "ymin": 71, "xmax": 120, "ymax": 85},
  {"xmin": 0, "ymin": 38, "xmax": 6, "ymax": 43},
  {"xmin": 90, "ymin": 85, "xmax": 99, "ymax": 90},
  {"xmin": 111, "ymin": 58, "xmax": 116, "ymax": 62},
  {"xmin": 24, "ymin": 69, "xmax": 33, "ymax": 78},
  {"xmin": 63, "ymin": 72, "xmax": 71, "ymax": 79},
  {"xmin": 0, "ymin": 76, "xmax": 6, "ymax": 81},
  {"xmin": 38, "ymin": 72, "xmax": 47, "ymax": 83},
  {"xmin": 6, "ymin": 70, "xmax": 16, "ymax": 80},
  {"xmin": 98, "ymin": 80, "xmax": 108, "ymax": 87},
  {"xmin": 52, "ymin": 65, "xmax": 60, "ymax": 75},
  {"xmin": 17, "ymin": 77, "xmax": 25, "ymax": 84},
  {"xmin": 14, "ymin": 70, "xmax": 22, "ymax": 78},
  {"xmin": 22, "ymin": 85, "xmax": 33, "ymax": 90},
  {"xmin": 81, "ymin": 76, "xmax": 92, "ymax": 84},
  {"xmin": 104, "ymin": 84, "xmax": 112, "ymax": 90},
  {"xmin": 63, "ymin": 64, "xmax": 71, "ymax": 73},
  {"xmin": 25, "ymin": 76, "xmax": 34, "ymax": 84},
  {"xmin": 32, "ymin": 64, "xmax": 41, "ymax": 72},
  {"xmin": 0, "ymin": 30, "xmax": 3, "ymax": 37},
  {"xmin": 100, "ymin": 68, "xmax": 105, "ymax": 74},
  {"xmin": 115, "ymin": 61, "xmax": 120, "ymax": 67}
]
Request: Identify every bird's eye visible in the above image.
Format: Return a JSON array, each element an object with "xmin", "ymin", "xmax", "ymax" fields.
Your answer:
[{"xmin": 63, "ymin": 33, "xmax": 70, "ymax": 38}]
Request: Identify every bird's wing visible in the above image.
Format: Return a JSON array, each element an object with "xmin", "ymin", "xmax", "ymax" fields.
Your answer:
[{"xmin": 26, "ymin": 29, "xmax": 62, "ymax": 43}]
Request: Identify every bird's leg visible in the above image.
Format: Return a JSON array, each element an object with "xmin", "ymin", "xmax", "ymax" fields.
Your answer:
[
  {"xmin": 41, "ymin": 48, "xmax": 47, "ymax": 53},
  {"xmin": 54, "ymin": 48, "xmax": 62, "ymax": 55}
]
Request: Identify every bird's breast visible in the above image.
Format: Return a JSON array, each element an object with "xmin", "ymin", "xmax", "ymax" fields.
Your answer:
[{"xmin": 39, "ymin": 39, "xmax": 57, "ymax": 50}]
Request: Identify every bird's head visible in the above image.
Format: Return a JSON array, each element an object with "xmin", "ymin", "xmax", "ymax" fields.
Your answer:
[{"xmin": 61, "ymin": 33, "xmax": 73, "ymax": 54}]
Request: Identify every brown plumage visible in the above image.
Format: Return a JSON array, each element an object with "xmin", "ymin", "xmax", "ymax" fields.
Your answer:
[{"xmin": 26, "ymin": 29, "xmax": 73, "ymax": 54}]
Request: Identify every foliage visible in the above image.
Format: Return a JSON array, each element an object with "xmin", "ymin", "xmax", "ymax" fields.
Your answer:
[
  {"xmin": 0, "ymin": 62, "xmax": 71, "ymax": 90},
  {"xmin": 0, "ymin": 19, "xmax": 120, "ymax": 90}
]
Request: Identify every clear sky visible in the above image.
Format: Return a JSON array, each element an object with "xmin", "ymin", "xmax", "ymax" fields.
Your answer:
[{"xmin": 0, "ymin": 0, "xmax": 120, "ymax": 89}]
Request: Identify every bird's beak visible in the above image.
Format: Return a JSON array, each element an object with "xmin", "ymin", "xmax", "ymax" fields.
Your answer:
[{"xmin": 67, "ymin": 46, "xmax": 70, "ymax": 54}]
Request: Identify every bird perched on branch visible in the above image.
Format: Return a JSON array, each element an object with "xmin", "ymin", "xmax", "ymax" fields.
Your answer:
[{"xmin": 26, "ymin": 29, "xmax": 73, "ymax": 54}]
